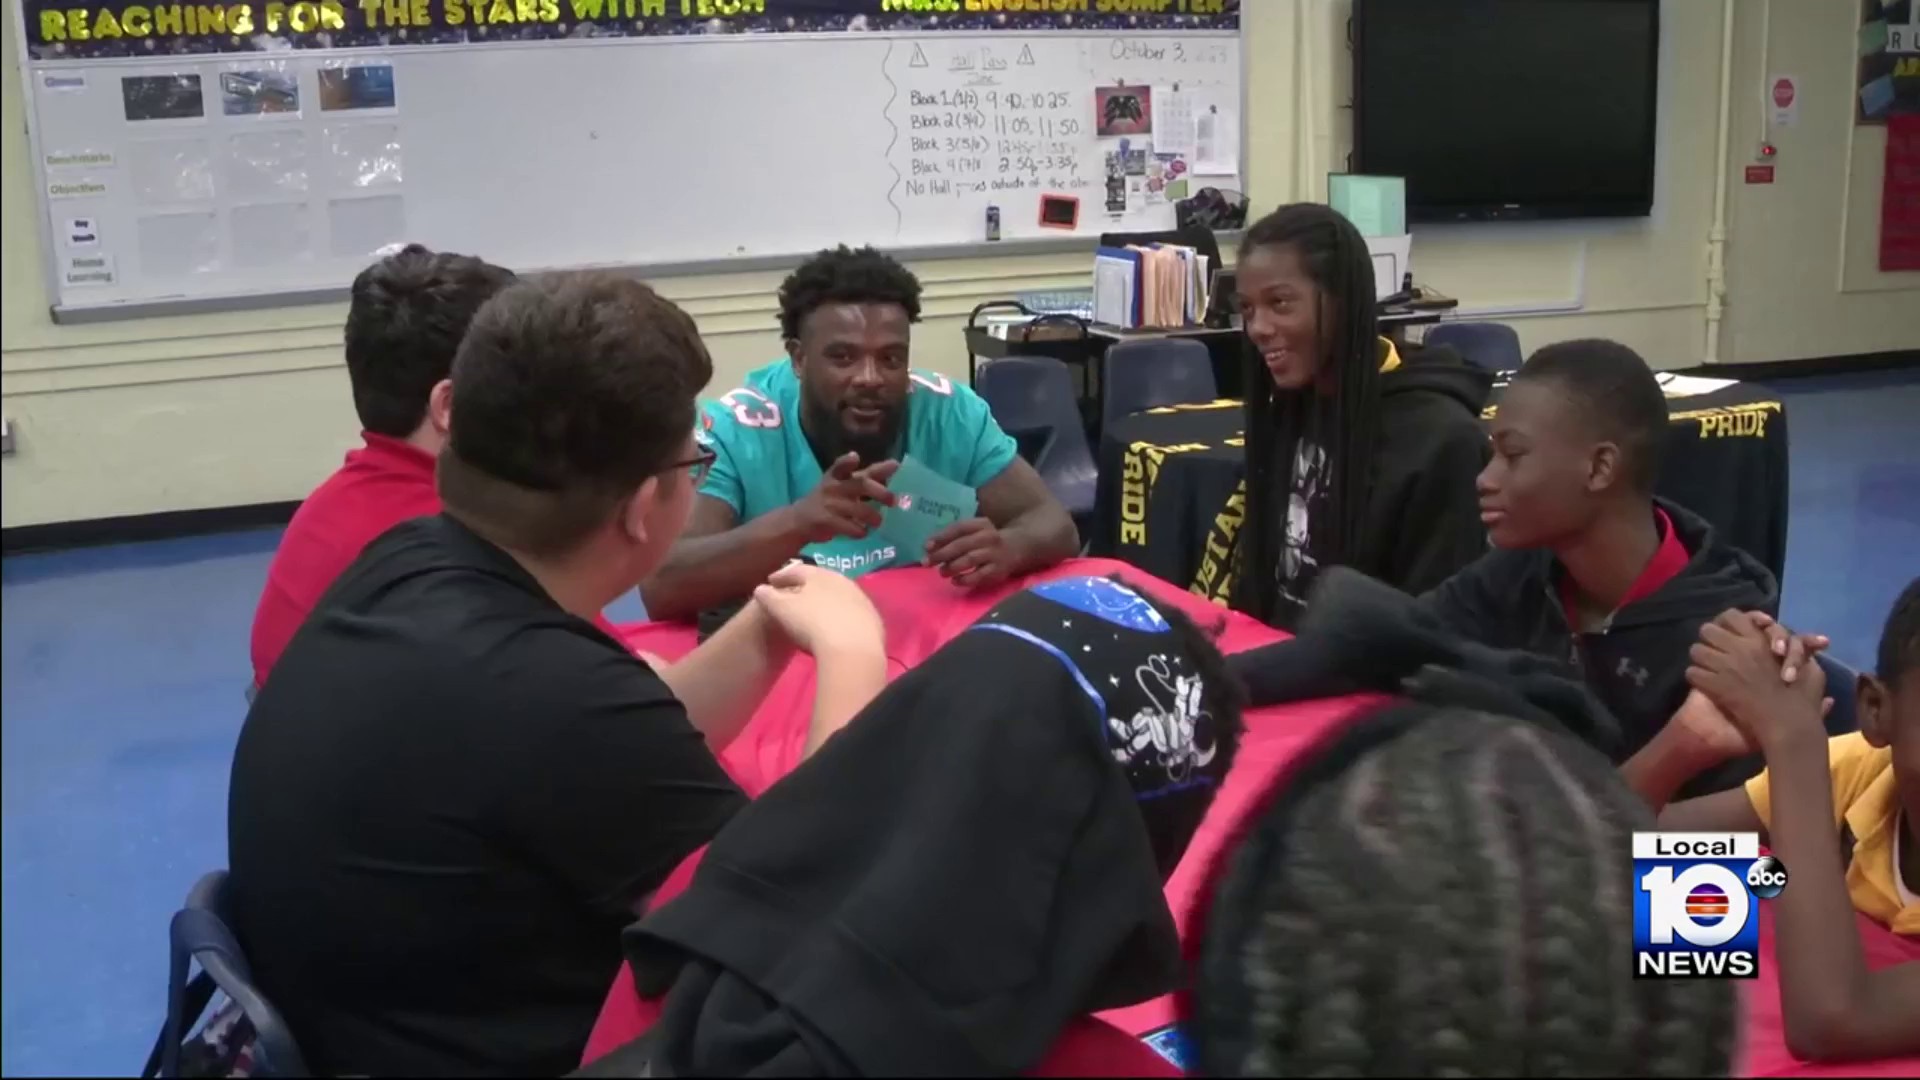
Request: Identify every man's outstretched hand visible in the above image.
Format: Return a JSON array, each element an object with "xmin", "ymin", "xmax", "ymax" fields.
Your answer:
[{"xmin": 791, "ymin": 454, "xmax": 899, "ymax": 543}]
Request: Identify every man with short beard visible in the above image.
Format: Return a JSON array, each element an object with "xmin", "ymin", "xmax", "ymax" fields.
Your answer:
[{"xmin": 642, "ymin": 245, "xmax": 1077, "ymax": 621}]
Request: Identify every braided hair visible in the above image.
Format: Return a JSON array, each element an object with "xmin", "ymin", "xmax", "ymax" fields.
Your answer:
[
  {"xmin": 1192, "ymin": 703, "xmax": 1738, "ymax": 1077},
  {"xmin": 1230, "ymin": 204, "xmax": 1383, "ymax": 627}
]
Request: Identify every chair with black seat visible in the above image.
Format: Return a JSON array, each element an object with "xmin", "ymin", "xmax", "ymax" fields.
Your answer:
[
  {"xmin": 1424, "ymin": 321, "xmax": 1524, "ymax": 374},
  {"xmin": 975, "ymin": 355, "xmax": 1100, "ymax": 537},
  {"xmin": 1817, "ymin": 653, "xmax": 1863, "ymax": 736},
  {"xmin": 1100, "ymin": 337, "xmax": 1220, "ymax": 431},
  {"xmin": 142, "ymin": 870, "xmax": 308, "ymax": 1078}
]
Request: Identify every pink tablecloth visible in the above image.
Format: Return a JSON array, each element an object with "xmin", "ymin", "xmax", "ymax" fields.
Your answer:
[
  {"xmin": 617, "ymin": 558, "xmax": 1300, "ymax": 797},
  {"xmin": 591, "ymin": 560, "xmax": 1356, "ymax": 1074},
  {"xmin": 611, "ymin": 561, "xmax": 1919, "ymax": 1076},
  {"xmin": 1738, "ymin": 904, "xmax": 1919, "ymax": 1077}
]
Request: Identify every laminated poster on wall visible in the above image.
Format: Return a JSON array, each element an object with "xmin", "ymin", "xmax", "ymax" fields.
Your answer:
[
  {"xmin": 1096, "ymin": 84, "xmax": 1152, "ymax": 138},
  {"xmin": 138, "ymin": 210, "xmax": 220, "ymax": 277},
  {"xmin": 1151, "ymin": 85, "xmax": 1196, "ymax": 158},
  {"xmin": 219, "ymin": 62, "xmax": 300, "ymax": 117},
  {"xmin": 318, "ymin": 64, "xmax": 397, "ymax": 112},
  {"xmin": 131, "ymin": 137, "xmax": 216, "ymax": 204},
  {"xmin": 227, "ymin": 128, "xmax": 311, "ymax": 201},
  {"xmin": 1144, "ymin": 157, "xmax": 1168, "ymax": 207},
  {"xmin": 121, "ymin": 74, "xmax": 205, "ymax": 122},
  {"xmin": 329, "ymin": 194, "xmax": 406, "ymax": 259},
  {"xmin": 324, "ymin": 123, "xmax": 404, "ymax": 190},
  {"xmin": 1191, "ymin": 93, "xmax": 1238, "ymax": 176},
  {"xmin": 1856, "ymin": 0, "xmax": 1920, "ymax": 123},
  {"xmin": 1768, "ymin": 74, "xmax": 1800, "ymax": 129},
  {"xmin": 232, "ymin": 202, "xmax": 313, "ymax": 270}
]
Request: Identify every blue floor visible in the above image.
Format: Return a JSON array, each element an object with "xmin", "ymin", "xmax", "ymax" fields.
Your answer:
[{"xmin": 3, "ymin": 368, "xmax": 1916, "ymax": 1076}]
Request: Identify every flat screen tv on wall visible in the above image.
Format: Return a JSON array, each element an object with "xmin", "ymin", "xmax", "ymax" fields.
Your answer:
[{"xmin": 1353, "ymin": 0, "xmax": 1660, "ymax": 223}]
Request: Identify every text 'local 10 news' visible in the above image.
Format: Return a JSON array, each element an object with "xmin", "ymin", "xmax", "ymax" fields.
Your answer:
[{"xmin": 1633, "ymin": 831, "xmax": 1789, "ymax": 979}]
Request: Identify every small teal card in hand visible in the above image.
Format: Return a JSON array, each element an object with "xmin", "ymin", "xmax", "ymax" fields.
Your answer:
[{"xmin": 880, "ymin": 455, "xmax": 978, "ymax": 562}]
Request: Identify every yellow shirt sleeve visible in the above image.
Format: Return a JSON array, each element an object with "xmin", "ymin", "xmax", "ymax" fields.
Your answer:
[{"xmin": 1742, "ymin": 731, "xmax": 1887, "ymax": 833}]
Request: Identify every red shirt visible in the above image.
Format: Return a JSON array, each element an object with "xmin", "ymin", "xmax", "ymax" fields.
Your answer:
[
  {"xmin": 1560, "ymin": 506, "xmax": 1691, "ymax": 630},
  {"xmin": 251, "ymin": 434, "xmax": 446, "ymax": 687},
  {"xmin": 251, "ymin": 433, "xmax": 627, "ymax": 687}
]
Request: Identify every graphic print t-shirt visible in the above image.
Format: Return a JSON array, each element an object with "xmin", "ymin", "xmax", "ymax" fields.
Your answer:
[
  {"xmin": 695, "ymin": 359, "xmax": 1018, "ymax": 577},
  {"xmin": 1272, "ymin": 440, "xmax": 1328, "ymax": 627}
]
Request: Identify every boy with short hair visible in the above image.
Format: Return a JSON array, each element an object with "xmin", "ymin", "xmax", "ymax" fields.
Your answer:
[
  {"xmin": 1631, "ymin": 579, "xmax": 1918, "ymax": 1062},
  {"xmin": 1231, "ymin": 339, "xmax": 1779, "ymax": 792},
  {"xmin": 249, "ymin": 245, "xmax": 515, "ymax": 686}
]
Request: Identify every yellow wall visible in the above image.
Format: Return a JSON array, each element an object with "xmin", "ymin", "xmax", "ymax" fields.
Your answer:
[
  {"xmin": 1302, "ymin": 0, "xmax": 1723, "ymax": 369},
  {"xmin": 2, "ymin": 1, "xmax": 1913, "ymax": 528},
  {"xmin": 1720, "ymin": 0, "xmax": 1918, "ymax": 362}
]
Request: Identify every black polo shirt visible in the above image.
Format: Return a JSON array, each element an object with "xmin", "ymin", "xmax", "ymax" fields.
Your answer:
[{"xmin": 229, "ymin": 513, "xmax": 746, "ymax": 1077}]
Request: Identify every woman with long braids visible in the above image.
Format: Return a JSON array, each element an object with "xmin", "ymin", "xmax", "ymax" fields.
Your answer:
[
  {"xmin": 1188, "ymin": 699, "xmax": 1739, "ymax": 1076},
  {"xmin": 1230, "ymin": 203, "xmax": 1493, "ymax": 629}
]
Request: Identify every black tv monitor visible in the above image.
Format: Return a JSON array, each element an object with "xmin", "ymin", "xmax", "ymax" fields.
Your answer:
[{"xmin": 1353, "ymin": 0, "xmax": 1659, "ymax": 223}]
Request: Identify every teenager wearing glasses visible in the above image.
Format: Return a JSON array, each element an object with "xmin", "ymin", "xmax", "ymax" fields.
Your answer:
[{"xmin": 227, "ymin": 274, "xmax": 889, "ymax": 1076}]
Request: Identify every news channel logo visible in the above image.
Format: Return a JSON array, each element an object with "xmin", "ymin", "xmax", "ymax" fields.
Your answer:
[{"xmin": 1632, "ymin": 832, "xmax": 1788, "ymax": 978}]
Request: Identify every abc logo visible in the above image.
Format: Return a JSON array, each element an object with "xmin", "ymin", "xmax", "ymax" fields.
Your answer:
[
  {"xmin": 1642, "ymin": 863, "xmax": 1752, "ymax": 947},
  {"xmin": 1746, "ymin": 855, "xmax": 1789, "ymax": 899}
]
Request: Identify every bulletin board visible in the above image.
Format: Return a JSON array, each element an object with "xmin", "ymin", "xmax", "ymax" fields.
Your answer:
[{"xmin": 13, "ymin": 0, "xmax": 1245, "ymax": 320}]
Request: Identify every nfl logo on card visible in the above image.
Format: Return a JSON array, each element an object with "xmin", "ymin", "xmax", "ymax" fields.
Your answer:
[{"xmin": 1632, "ymin": 832, "xmax": 1783, "ymax": 978}]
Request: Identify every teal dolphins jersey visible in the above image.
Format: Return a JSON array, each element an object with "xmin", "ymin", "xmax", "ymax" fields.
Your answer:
[{"xmin": 695, "ymin": 359, "xmax": 1019, "ymax": 577}]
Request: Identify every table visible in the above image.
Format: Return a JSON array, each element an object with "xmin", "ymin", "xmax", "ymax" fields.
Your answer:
[
  {"xmin": 1090, "ymin": 375, "xmax": 1790, "ymax": 601},
  {"xmin": 597, "ymin": 559, "xmax": 1913, "ymax": 1079},
  {"xmin": 617, "ymin": 557, "xmax": 1293, "ymax": 796}
]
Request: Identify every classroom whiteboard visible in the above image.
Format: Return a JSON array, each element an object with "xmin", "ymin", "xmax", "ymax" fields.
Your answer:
[{"xmin": 18, "ymin": 19, "xmax": 1242, "ymax": 316}]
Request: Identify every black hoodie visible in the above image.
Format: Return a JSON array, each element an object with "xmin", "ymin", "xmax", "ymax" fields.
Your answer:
[
  {"xmin": 1415, "ymin": 498, "xmax": 1778, "ymax": 790},
  {"xmin": 584, "ymin": 577, "xmax": 1237, "ymax": 1077},
  {"xmin": 1231, "ymin": 499, "xmax": 1779, "ymax": 795},
  {"xmin": 1355, "ymin": 342, "xmax": 1497, "ymax": 595},
  {"xmin": 1235, "ymin": 341, "xmax": 1494, "ymax": 631}
]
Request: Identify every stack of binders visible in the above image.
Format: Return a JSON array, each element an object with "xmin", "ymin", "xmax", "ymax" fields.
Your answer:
[{"xmin": 1091, "ymin": 243, "xmax": 1212, "ymax": 329}]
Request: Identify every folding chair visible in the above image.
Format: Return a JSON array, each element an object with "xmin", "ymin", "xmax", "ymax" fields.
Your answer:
[
  {"xmin": 975, "ymin": 355, "xmax": 1100, "ymax": 536},
  {"xmin": 1100, "ymin": 337, "xmax": 1219, "ymax": 430},
  {"xmin": 1424, "ymin": 321, "xmax": 1524, "ymax": 373}
]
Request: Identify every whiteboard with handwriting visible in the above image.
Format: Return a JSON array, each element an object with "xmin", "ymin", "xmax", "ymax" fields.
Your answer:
[{"xmin": 24, "ymin": 31, "xmax": 1240, "ymax": 313}]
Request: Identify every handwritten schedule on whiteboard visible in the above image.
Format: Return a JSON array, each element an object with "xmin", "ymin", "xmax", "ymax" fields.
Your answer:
[
  {"xmin": 883, "ymin": 35, "xmax": 1238, "ymax": 241},
  {"xmin": 891, "ymin": 41, "xmax": 1092, "ymax": 210}
]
